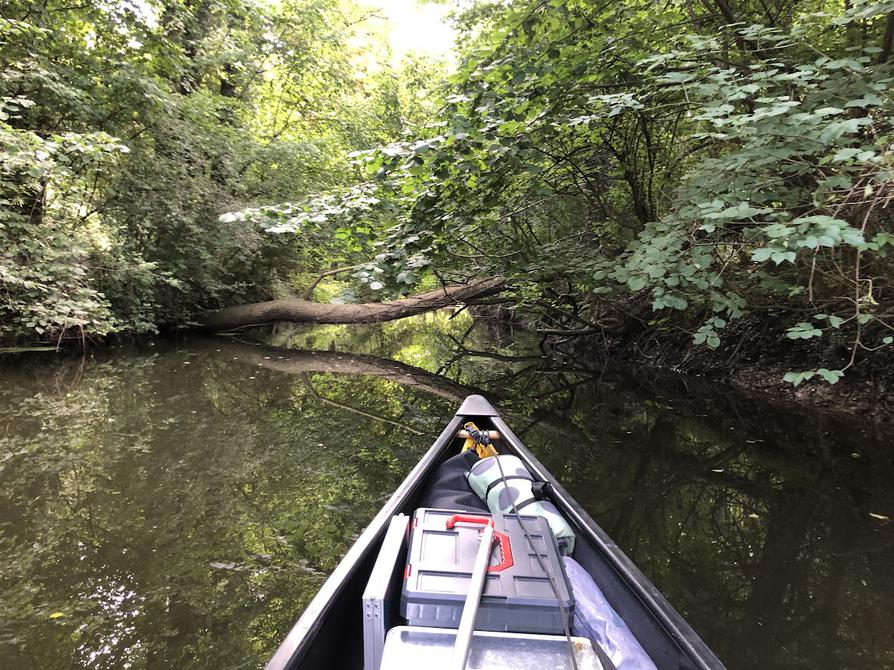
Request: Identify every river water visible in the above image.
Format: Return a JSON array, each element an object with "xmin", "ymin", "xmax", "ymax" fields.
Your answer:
[{"xmin": 1, "ymin": 312, "xmax": 892, "ymax": 669}]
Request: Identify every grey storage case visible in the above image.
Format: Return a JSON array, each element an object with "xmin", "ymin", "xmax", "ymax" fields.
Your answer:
[
  {"xmin": 362, "ymin": 514, "xmax": 409, "ymax": 670},
  {"xmin": 400, "ymin": 508, "xmax": 574, "ymax": 635}
]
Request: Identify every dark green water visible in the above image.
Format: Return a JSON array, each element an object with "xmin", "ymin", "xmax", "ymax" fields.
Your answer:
[{"xmin": 1, "ymin": 313, "xmax": 892, "ymax": 669}]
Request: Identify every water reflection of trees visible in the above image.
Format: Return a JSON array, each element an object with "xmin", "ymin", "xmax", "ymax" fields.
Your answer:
[
  {"xmin": 0, "ymin": 349, "xmax": 452, "ymax": 669},
  {"xmin": 1, "ymin": 323, "xmax": 892, "ymax": 669},
  {"xmin": 510, "ymin": 368, "xmax": 894, "ymax": 670}
]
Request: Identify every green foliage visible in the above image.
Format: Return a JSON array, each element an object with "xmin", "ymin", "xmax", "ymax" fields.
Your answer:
[
  {"xmin": 786, "ymin": 323, "xmax": 823, "ymax": 340},
  {"xmin": 622, "ymin": 23, "xmax": 890, "ymax": 312},
  {"xmin": 262, "ymin": 0, "xmax": 894, "ymax": 382},
  {"xmin": 0, "ymin": 120, "xmax": 131, "ymax": 337},
  {"xmin": 6, "ymin": 0, "xmax": 894, "ymax": 383},
  {"xmin": 0, "ymin": 0, "xmax": 446, "ymax": 342},
  {"xmin": 783, "ymin": 368, "xmax": 844, "ymax": 386}
]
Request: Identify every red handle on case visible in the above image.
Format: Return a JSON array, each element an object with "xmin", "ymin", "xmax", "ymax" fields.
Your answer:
[
  {"xmin": 445, "ymin": 514, "xmax": 514, "ymax": 572},
  {"xmin": 446, "ymin": 514, "xmax": 493, "ymax": 529}
]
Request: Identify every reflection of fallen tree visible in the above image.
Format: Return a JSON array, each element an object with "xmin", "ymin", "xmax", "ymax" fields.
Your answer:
[
  {"xmin": 210, "ymin": 340, "xmax": 771, "ymax": 482},
  {"xmin": 210, "ymin": 339, "xmax": 496, "ymax": 403},
  {"xmin": 298, "ymin": 374, "xmax": 429, "ymax": 436},
  {"xmin": 208, "ymin": 340, "xmax": 763, "ymax": 488},
  {"xmin": 207, "ymin": 339, "xmax": 607, "ymax": 449},
  {"xmin": 208, "ymin": 337, "xmax": 874, "ymax": 489}
]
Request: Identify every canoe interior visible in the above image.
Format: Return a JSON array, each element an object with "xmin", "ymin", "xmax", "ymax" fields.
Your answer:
[{"xmin": 267, "ymin": 406, "xmax": 724, "ymax": 670}]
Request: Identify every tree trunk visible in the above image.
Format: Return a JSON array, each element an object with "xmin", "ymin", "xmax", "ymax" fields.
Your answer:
[
  {"xmin": 879, "ymin": 11, "xmax": 894, "ymax": 64},
  {"xmin": 195, "ymin": 277, "xmax": 507, "ymax": 331}
]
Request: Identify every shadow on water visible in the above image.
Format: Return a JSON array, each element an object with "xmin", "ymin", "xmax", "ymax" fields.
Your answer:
[{"xmin": 1, "ymin": 311, "xmax": 892, "ymax": 669}]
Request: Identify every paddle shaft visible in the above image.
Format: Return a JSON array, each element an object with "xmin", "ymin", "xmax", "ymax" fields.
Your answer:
[{"xmin": 452, "ymin": 522, "xmax": 495, "ymax": 670}]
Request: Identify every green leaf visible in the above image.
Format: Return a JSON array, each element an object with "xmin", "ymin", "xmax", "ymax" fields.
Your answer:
[
  {"xmin": 704, "ymin": 203, "xmax": 772, "ymax": 220},
  {"xmin": 845, "ymin": 94, "xmax": 883, "ymax": 108},
  {"xmin": 831, "ymin": 147, "xmax": 861, "ymax": 162},
  {"xmin": 816, "ymin": 368, "xmax": 844, "ymax": 384},
  {"xmin": 627, "ymin": 276, "xmax": 647, "ymax": 291},
  {"xmin": 786, "ymin": 322, "xmax": 822, "ymax": 339},
  {"xmin": 751, "ymin": 248, "xmax": 773, "ymax": 262},
  {"xmin": 783, "ymin": 370, "xmax": 816, "ymax": 387},
  {"xmin": 813, "ymin": 107, "xmax": 845, "ymax": 116},
  {"xmin": 657, "ymin": 71, "xmax": 696, "ymax": 84},
  {"xmin": 841, "ymin": 228, "xmax": 865, "ymax": 246},
  {"xmin": 771, "ymin": 250, "xmax": 796, "ymax": 265},
  {"xmin": 663, "ymin": 294, "xmax": 688, "ymax": 310}
]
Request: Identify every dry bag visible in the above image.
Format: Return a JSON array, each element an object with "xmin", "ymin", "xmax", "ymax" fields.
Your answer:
[{"xmin": 467, "ymin": 454, "xmax": 576, "ymax": 554}]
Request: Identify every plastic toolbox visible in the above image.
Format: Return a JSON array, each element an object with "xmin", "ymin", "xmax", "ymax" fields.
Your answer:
[{"xmin": 400, "ymin": 508, "xmax": 574, "ymax": 634}]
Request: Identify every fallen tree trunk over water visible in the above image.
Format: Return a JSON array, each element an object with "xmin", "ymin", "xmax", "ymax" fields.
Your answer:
[{"xmin": 196, "ymin": 277, "xmax": 507, "ymax": 331}]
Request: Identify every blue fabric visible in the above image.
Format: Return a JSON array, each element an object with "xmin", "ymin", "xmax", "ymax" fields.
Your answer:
[{"xmin": 563, "ymin": 557, "xmax": 657, "ymax": 670}]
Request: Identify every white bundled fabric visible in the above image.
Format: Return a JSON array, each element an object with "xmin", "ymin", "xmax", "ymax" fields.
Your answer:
[
  {"xmin": 466, "ymin": 454, "xmax": 576, "ymax": 555},
  {"xmin": 562, "ymin": 557, "xmax": 658, "ymax": 670}
]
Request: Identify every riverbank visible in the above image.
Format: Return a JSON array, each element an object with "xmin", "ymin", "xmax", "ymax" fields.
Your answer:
[
  {"xmin": 6, "ymin": 306, "xmax": 894, "ymax": 422},
  {"xmin": 551, "ymin": 311, "xmax": 894, "ymax": 421}
]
